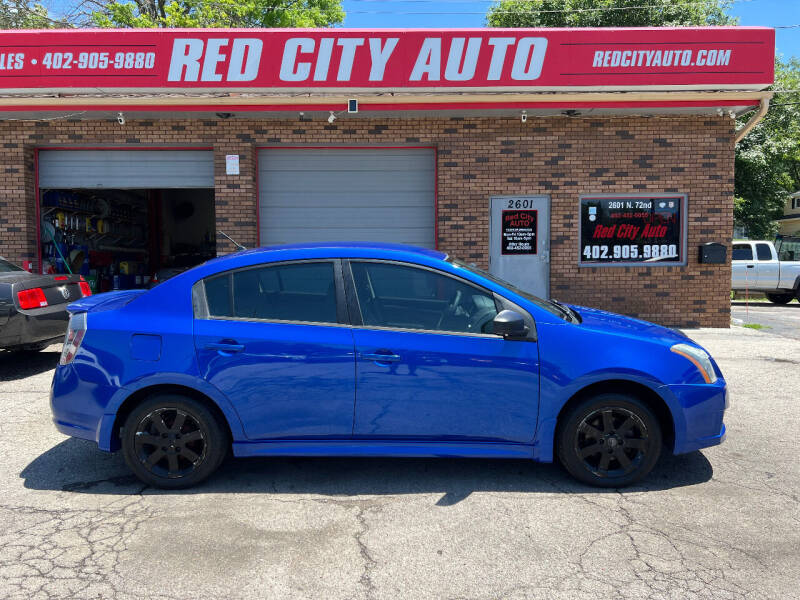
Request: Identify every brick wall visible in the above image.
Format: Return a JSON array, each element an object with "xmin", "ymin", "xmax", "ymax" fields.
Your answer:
[{"xmin": 0, "ymin": 114, "xmax": 733, "ymax": 327}]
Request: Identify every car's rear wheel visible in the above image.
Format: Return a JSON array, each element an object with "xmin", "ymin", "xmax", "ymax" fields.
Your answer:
[
  {"xmin": 766, "ymin": 292, "xmax": 794, "ymax": 304},
  {"xmin": 557, "ymin": 393, "xmax": 662, "ymax": 487},
  {"xmin": 121, "ymin": 394, "xmax": 227, "ymax": 489}
]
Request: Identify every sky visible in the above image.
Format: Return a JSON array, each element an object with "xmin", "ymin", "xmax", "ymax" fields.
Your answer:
[{"xmin": 340, "ymin": 0, "xmax": 800, "ymax": 58}]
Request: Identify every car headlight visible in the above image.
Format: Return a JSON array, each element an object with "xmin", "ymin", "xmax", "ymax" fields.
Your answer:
[{"xmin": 670, "ymin": 343, "xmax": 718, "ymax": 384}]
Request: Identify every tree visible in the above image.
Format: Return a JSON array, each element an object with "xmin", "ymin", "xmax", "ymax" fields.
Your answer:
[
  {"xmin": 486, "ymin": 0, "xmax": 737, "ymax": 28},
  {"xmin": 734, "ymin": 58, "xmax": 800, "ymax": 239},
  {"xmin": 89, "ymin": 0, "xmax": 344, "ymax": 28},
  {"xmin": 0, "ymin": 0, "xmax": 68, "ymax": 28}
]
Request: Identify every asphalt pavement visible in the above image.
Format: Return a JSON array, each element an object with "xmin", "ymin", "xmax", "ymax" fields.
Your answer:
[
  {"xmin": 0, "ymin": 327, "xmax": 798, "ymax": 599},
  {"xmin": 731, "ymin": 300, "xmax": 800, "ymax": 340}
]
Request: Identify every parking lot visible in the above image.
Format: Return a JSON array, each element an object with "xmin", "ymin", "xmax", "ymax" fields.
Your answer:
[
  {"xmin": 732, "ymin": 300, "xmax": 800, "ymax": 341},
  {"xmin": 1, "ymin": 326, "xmax": 798, "ymax": 600}
]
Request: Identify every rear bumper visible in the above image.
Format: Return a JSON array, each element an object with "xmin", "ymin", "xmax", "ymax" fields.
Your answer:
[
  {"xmin": 660, "ymin": 380, "xmax": 729, "ymax": 455},
  {"xmin": 50, "ymin": 362, "xmax": 119, "ymax": 449},
  {"xmin": 0, "ymin": 305, "xmax": 68, "ymax": 349}
]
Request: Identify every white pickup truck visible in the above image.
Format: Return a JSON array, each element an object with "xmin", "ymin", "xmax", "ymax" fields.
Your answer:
[{"xmin": 732, "ymin": 238, "xmax": 800, "ymax": 303}]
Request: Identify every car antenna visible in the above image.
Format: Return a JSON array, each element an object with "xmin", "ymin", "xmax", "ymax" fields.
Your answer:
[{"xmin": 217, "ymin": 230, "xmax": 247, "ymax": 252}]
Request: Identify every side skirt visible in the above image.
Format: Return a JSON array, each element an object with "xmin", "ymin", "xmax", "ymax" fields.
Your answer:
[{"xmin": 232, "ymin": 440, "xmax": 536, "ymax": 460}]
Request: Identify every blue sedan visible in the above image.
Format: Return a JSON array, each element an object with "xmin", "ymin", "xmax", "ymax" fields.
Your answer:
[{"xmin": 51, "ymin": 243, "xmax": 727, "ymax": 489}]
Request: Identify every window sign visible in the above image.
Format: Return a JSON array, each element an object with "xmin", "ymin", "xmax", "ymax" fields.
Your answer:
[
  {"xmin": 501, "ymin": 210, "xmax": 538, "ymax": 255},
  {"xmin": 580, "ymin": 195, "xmax": 686, "ymax": 265}
]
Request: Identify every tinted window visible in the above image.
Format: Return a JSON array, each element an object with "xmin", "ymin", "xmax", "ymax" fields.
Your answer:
[
  {"xmin": 351, "ymin": 262, "xmax": 498, "ymax": 334},
  {"xmin": 732, "ymin": 244, "xmax": 753, "ymax": 261},
  {"xmin": 756, "ymin": 243, "xmax": 773, "ymax": 261},
  {"xmin": 0, "ymin": 258, "xmax": 23, "ymax": 273},
  {"xmin": 447, "ymin": 256, "xmax": 575, "ymax": 322},
  {"xmin": 204, "ymin": 262, "xmax": 338, "ymax": 324},
  {"xmin": 205, "ymin": 274, "xmax": 231, "ymax": 317}
]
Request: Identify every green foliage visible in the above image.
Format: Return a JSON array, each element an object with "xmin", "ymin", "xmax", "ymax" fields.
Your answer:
[
  {"xmin": 735, "ymin": 58, "xmax": 800, "ymax": 239},
  {"xmin": 0, "ymin": 0, "xmax": 68, "ymax": 28},
  {"xmin": 91, "ymin": 0, "xmax": 345, "ymax": 28},
  {"xmin": 486, "ymin": 0, "xmax": 737, "ymax": 28}
]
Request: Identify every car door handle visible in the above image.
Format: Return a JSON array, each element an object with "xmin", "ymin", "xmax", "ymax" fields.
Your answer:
[
  {"xmin": 360, "ymin": 352, "xmax": 401, "ymax": 363},
  {"xmin": 204, "ymin": 341, "xmax": 245, "ymax": 353},
  {"xmin": 746, "ymin": 265, "xmax": 755, "ymax": 268}
]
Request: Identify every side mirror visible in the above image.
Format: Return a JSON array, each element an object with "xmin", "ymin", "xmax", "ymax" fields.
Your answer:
[{"xmin": 493, "ymin": 310, "xmax": 528, "ymax": 339}]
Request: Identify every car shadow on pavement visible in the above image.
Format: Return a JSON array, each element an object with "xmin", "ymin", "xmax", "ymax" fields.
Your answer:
[
  {"xmin": 0, "ymin": 349, "xmax": 61, "ymax": 381},
  {"xmin": 21, "ymin": 438, "xmax": 713, "ymax": 502}
]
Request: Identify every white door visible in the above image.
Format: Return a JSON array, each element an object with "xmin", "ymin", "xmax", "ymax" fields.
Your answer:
[
  {"xmin": 754, "ymin": 242, "xmax": 780, "ymax": 289},
  {"xmin": 258, "ymin": 148, "xmax": 435, "ymax": 248},
  {"xmin": 489, "ymin": 196, "xmax": 550, "ymax": 299},
  {"xmin": 731, "ymin": 242, "xmax": 757, "ymax": 289}
]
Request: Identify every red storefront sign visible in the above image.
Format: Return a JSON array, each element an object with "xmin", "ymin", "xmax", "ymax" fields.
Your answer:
[{"xmin": 0, "ymin": 27, "xmax": 774, "ymax": 91}]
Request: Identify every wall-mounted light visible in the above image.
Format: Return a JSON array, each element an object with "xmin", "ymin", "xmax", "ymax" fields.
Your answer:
[
  {"xmin": 117, "ymin": 112, "xmax": 125, "ymax": 125},
  {"xmin": 521, "ymin": 110, "xmax": 527, "ymax": 123}
]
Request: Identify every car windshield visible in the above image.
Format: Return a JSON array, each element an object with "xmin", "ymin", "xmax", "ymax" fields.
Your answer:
[
  {"xmin": 0, "ymin": 258, "xmax": 23, "ymax": 273},
  {"xmin": 446, "ymin": 257, "xmax": 575, "ymax": 322}
]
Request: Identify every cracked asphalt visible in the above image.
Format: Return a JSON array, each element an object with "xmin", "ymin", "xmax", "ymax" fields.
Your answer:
[{"xmin": 1, "ymin": 326, "xmax": 798, "ymax": 599}]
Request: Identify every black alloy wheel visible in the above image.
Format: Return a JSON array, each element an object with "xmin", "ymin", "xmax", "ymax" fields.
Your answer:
[
  {"xmin": 121, "ymin": 394, "xmax": 227, "ymax": 489},
  {"xmin": 557, "ymin": 394, "xmax": 662, "ymax": 487}
]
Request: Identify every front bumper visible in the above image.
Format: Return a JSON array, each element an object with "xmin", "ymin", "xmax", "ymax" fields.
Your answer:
[{"xmin": 661, "ymin": 380, "xmax": 729, "ymax": 454}]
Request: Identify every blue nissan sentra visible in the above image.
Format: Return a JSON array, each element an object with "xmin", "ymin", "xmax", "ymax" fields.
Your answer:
[{"xmin": 51, "ymin": 243, "xmax": 727, "ymax": 489}]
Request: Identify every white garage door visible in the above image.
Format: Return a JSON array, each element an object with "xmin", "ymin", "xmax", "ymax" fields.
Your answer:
[
  {"xmin": 258, "ymin": 148, "xmax": 435, "ymax": 248},
  {"xmin": 38, "ymin": 149, "xmax": 214, "ymax": 189}
]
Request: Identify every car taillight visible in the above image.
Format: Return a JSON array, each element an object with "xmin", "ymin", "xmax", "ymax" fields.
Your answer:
[
  {"xmin": 17, "ymin": 288, "xmax": 48, "ymax": 309},
  {"xmin": 79, "ymin": 281, "xmax": 92, "ymax": 297},
  {"xmin": 60, "ymin": 312, "xmax": 87, "ymax": 366}
]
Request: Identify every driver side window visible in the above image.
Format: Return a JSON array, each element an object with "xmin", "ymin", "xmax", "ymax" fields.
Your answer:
[{"xmin": 350, "ymin": 262, "xmax": 499, "ymax": 335}]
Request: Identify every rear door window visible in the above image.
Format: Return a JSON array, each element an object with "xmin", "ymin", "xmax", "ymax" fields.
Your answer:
[
  {"xmin": 200, "ymin": 262, "xmax": 338, "ymax": 324},
  {"xmin": 756, "ymin": 243, "xmax": 773, "ymax": 261},
  {"xmin": 732, "ymin": 244, "xmax": 753, "ymax": 261}
]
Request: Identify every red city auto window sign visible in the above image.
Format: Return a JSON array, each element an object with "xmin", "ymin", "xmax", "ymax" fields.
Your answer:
[
  {"xmin": 580, "ymin": 196, "xmax": 684, "ymax": 265},
  {"xmin": 502, "ymin": 210, "xmax": 538, "ymax": 255},
  {"xmin": 0, "ymin": 27, "xmax": 774, "ymax": 91}
]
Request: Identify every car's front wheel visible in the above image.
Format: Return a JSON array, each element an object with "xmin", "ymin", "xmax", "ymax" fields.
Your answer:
[
  {"xmin": 121, "ymin": 394, "xmax": 228, "ymax": 489},
  {"xmin": 557, "ymin": 393, "xmax": 662, "ymax": 487}
]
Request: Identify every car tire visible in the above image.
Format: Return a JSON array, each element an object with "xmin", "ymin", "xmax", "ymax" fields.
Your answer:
[
  {"xmin": 121, "ymin": 394, "xmax": 228, "ymax": 489},
  {"xmin": 765, "ymin": 292, "xmax": 794, "ymax": 304},
  {"xmin": 557, "ymin": 393, "xmax": 662, "ymax": 488}
]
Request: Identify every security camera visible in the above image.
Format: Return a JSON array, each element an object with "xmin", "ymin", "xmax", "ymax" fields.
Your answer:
[
  {"xmin": 328, "ymin": 111, "xmax": 336, "ymax": 124},
  {"xmin": 117, "ymin": 112, "xmax": 125, "ymax": 125},
  {"xmin": 521, "ymin": 110, "xmax": 527, "ymax": 124},
  {"xmin": 716, "ymin": 108, "xmax": 724, "ymax": 117}
]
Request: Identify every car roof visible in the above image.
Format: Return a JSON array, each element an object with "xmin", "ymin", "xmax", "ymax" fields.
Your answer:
[{"xmin": 208, "ymin": 242, "xmax": 447, "ymax": 264}]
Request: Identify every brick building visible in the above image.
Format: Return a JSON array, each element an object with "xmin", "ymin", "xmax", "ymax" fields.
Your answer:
[{"xmin": 0, "ymin": 27, "xmax": 775, "ymax": 327}]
